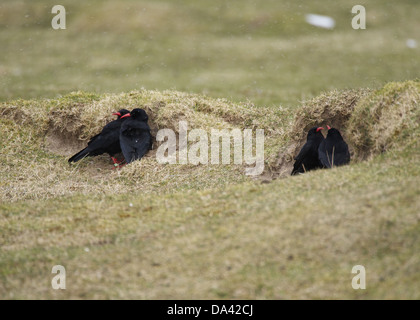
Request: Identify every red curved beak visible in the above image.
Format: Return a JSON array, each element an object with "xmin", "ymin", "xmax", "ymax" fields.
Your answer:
[
  {"xmin": 112, "ymin": 112, "xmax": 121, "ymax": 116},
  {"xmin": 327, "ymin": 125, "xmax": 331, "ymax": 130},
  {"xmin": 120, "ymin": 113, "xmax": 131, "ymax": 119},
  {"xmin": 316, "ymin": 127, "xmax": 324, "ymax": 132}
]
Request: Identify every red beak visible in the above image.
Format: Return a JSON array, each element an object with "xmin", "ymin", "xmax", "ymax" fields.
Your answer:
[
  {"xmin": 112, "ymin": 112, "xmax": 121, "ymax": 116},
  {"xmin": 327, "ymin": 125, "xmax": 331, "ymax": 130},
  {"xmin": 316, "ymin": 127, "xmax": 324, "ymax": 132},
  {"xmin": 120, "ymin": 113, "xmax": 131, "ymax": 119}
]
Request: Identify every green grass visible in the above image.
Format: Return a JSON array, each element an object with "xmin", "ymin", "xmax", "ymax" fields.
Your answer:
[
  {"xmin": 1, "ymin": 80, "xmax": 419, "ymax": 299},
  {"xmin": 1, "ymin": 0, "xmax": 420, "ymax": 299},
  {"xmin": 1, "ymin": 144, "xmax": 419, "ymax": 299},
  {"xmin": 0, "ymin": 0, "xmax": 419, "ymax": 106}
]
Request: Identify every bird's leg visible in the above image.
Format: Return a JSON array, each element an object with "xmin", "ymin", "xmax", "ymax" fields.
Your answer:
[
  {"xmin": 111, "ymin": 157, "xmax": 120, "ymax": 167},
  {"xmin": 111, "ymin": 157, "xmax": 127, "ymax": 169},
  {"xmin": 111, "ymin": 156, "xmax": 125, "ymax": 169}
]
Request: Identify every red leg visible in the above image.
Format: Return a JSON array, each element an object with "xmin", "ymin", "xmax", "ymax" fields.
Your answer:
[{"xmin": 111, "ymin": 157, "xmax": 126, "ymax": 169}]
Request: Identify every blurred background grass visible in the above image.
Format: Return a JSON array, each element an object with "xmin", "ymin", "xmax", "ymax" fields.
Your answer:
[
  {"xmin": 1, "ymin": 0, "xmax": 420, "ymax": 299},
  {"xmin": 0, "ymin": 0, "xmax": 419, "ymax": 106}
]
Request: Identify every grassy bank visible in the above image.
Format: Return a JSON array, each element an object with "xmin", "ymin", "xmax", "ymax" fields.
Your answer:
[{"xmin": 1, "ymin": 80, "xmax": 419, "ymax": 299}]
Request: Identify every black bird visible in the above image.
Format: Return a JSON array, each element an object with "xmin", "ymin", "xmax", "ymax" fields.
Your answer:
[
  {"xmin": 119, "ymin": 108, "xmax": 152, "ymax": 164},
  {"xmin": 68, "ymin": 109, "xmax": 130, "ymax": 165},
  {"xmin": 318, "ymin": 125, "xmax": 350, "ymax": 168},
  {"xmin": 291, "ymin": 126, "xmax": 325, "ymax": 175}
]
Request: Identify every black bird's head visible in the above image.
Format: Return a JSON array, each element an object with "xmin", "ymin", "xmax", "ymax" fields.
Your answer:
[
  {"xmin": 326, "ymin": 126, "xmax": 344, "ymax": 139},
  {"xmin": 307, "ymin": 126, "xmax": 324, "ymax": 140},
  {"xmin": 129, "ymin": 108, "xmax": 149, "ymax": 122},
  {"xmin": 112, "ymin": 109, "xmax": 130, "ymax": 119},
  {"xmin": 327, "ymin": 125, "xmax": 341, "ymax": 137}
]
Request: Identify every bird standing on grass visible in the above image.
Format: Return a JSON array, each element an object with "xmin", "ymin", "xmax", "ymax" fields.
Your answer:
[
  {"xmin": 119, "ymin": 108, "xmax": 152, "ymax": 164},
  {"xmin": 318, "ymin": 125, "xmax": 350, "ymax": 168},
  {"xmin": 291, "ymin": 126, "xmax": 325, "ymax": 175},
  {"xmin": 68, "ymin": 109, "xmax": 130, "ymax": 166}
]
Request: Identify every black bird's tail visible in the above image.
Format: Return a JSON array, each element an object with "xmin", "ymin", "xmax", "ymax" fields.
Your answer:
[{"xmin": 68, "ymin": 148, "xmax": 90, "ymax": 163}]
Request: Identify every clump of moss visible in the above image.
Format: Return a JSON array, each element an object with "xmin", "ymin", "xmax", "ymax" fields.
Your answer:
[
  {"xmin": 292, "ymin": 88, "xmax": 371, "ymax": 136},
  {"xmin": 347, "ymin": 80, "xmax": 420, "ymax": 160}
]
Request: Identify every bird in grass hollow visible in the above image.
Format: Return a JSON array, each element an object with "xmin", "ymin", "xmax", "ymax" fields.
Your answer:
[
  {"xmin": 68, "ymin": 109, "xmax": 130, "ymax": 166},
  {"xmin": 291, "ymin": 126, "xmax": 325, "ymax": 175},
  {"xmin": 318, "ymin": 125, "xmax": 350, "ymax": 168},
  {"xmin": 119, "ymin": 108, "xmax": 152, "ymax": 164}
]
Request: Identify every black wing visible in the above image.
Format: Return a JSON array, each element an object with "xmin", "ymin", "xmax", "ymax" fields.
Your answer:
[
  {"xmin": 333, "ymin": 141, "xmax": 351, "ymax": 166},
  {"xmin": 120, "ymin": 121, "xmax": 151, "ymax": 164},
  {"xmin": 68, "ymin": 121, "xmax": 121, "ymax": 162},
  {"xmin": 291, "ymin": 142, "xmax": 312, "ymax": 175},
  {"xmin": 84, "ymin": 124, "xmax": 120, "ymax": 156},
  {"xmin": 318, "ymin": 140, "xmax": 331, "ymax": 168}
]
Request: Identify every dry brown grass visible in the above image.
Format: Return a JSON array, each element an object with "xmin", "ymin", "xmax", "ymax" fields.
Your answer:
[{"xmin": 347, "ymin": 80, "xmax": 420, "ymax": 160}]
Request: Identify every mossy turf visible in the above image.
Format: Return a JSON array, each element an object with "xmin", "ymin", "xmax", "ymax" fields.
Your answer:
[{"xmin": 1, "ymin": 80, "xmax": 419, "ymax": 299}]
